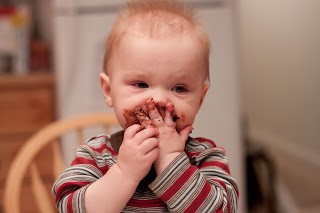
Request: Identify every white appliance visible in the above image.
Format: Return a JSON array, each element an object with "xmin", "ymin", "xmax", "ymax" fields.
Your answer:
[{"xmin": 53, "ymin": 0, "xmax": 246, "ymax": 212}]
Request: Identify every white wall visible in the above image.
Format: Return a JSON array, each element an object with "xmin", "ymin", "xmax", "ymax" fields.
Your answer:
[{"xmin": 236, "ymin": 0, "xmax": 320, "ymax": 166}]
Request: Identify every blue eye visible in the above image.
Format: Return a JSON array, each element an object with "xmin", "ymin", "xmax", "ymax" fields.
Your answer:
[
  {"xmin": 173, "ymin": 85, "xmax": 187, "ymax": 93},
  {"xmin": 134, "ymin": 82, "xmax": 148, "ymax": 88}
]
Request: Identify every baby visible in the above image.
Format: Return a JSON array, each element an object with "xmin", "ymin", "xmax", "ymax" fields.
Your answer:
[{"xmin": 52, "ymin": 0, "xmax": 239, "ymax": 212}]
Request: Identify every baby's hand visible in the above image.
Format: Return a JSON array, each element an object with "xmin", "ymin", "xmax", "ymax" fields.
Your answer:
[
  {"xmin": 116, "ymin": 124, "xmax": 159, "ymax": 183},
  {"xmin": 141, "ymin": 100, "xmax": 193, "ymax": 174}
]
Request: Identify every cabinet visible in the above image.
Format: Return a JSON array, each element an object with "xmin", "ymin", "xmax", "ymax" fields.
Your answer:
[{"xmin": 0, "ymin": 73, "xmax": 55, "ymax": 212}]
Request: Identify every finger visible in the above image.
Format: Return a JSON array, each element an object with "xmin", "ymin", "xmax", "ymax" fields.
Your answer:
[
  {"xmin": 163, "ymin": 102, "xmax": 176, "ymax": 127},
  {"xmin": 123, "ymin": 109, "xmax": 139, "ymax": 128},
  {"xmin": 179, "ymin": 125, "xmax": 193, "ymax": 142},
  {"xmin": 140, "ymin": 138, "xmax": 159, "ymax": 154},
  {"xmin": 146, "ymin": 99, "xmax": 163, "ymax": 124},
  {"xmin": 134, "ymin": 105, "xmax": 154, "ymax": 128},
  {"xmin": 134, "ymin": 127, "xmax": 158, "ymax": 144},
  {"xmin": 156, "ymin": 102, "xmax": 166, "ymax": 120},
  {"xmin": 145, "ymin": 146, "xmax": 159, "ymax": 162},
  {"xmin": 123, "ymin": 124, "xmax": 144, "ymax": 141}
]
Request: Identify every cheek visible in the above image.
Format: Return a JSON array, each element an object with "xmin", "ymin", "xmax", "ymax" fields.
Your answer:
[
  {"xmin": 112, "ymin": 100, "xmax": 133, "ymax": 129},
  {"xmin": 175, "ymin": 110, "xmax": 197, "ymax": 131},
  {"xmin": 113, "ymin": 108, "xmax": 127, "ymax": 129}
]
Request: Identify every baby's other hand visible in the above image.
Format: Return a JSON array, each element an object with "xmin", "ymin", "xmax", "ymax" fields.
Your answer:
[
  {"xmin": 143, "ymin": 100, "xmax": 193, "ymax": 174},
  {"xmin": 116, "ymin": 124, "xmax": 159, "ymax": 183}
]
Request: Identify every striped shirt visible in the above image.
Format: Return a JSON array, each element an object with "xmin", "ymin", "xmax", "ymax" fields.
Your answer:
[{"xmin": 52, "ymin": 131, "xmax": 239, "ymax": 212}]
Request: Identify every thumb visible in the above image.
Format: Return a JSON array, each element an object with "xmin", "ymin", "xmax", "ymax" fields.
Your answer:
[{"xmin": 179, "ymin": 126, "xmax": 193, "ymax": 142}]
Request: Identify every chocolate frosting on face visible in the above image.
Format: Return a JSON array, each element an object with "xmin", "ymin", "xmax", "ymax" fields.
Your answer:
[{"xmin": 123, "ymin": 100, "xmax": 179, "ymax": 128}]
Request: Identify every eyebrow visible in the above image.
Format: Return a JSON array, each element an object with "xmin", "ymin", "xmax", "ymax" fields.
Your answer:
[
  {"xmin": 170, "ymin": 72, "xmax": 194, "ymax": 81},
  {"xmin": 122, "ymin": 70, "xmax": 152, "ymax": 79}
]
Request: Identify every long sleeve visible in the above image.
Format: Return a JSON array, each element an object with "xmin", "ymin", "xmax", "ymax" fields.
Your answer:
[
  {"xmin": 52, "ymin": 135, "xmax": 116, "ymax": 213},
  {"xmin": 149, "ymin": 137, "xmax": 239, "ymax": 213}
]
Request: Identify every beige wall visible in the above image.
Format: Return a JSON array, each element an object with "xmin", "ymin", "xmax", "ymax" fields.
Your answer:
[{"xmin": 236, "ymin": 0, "xmax": 320, "ymax": 165}]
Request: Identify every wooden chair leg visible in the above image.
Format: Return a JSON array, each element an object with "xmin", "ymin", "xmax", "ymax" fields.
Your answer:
[{"xmin": 30, "ymin": 162, "xmax": 56, "ymax": 213}]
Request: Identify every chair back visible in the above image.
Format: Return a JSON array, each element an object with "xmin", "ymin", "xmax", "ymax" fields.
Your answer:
[{"xmin": 3, "ymin": 112, "xmax": 119, "ymax": 213}]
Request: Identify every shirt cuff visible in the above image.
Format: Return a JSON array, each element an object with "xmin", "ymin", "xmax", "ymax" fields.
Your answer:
[
  {"xmin": 72, "ymin": 184, "xmax": 90, "ymax": 213},
  {"xmin": 149, "ymin": 152, "xmax": 196, "ymax": 201}
]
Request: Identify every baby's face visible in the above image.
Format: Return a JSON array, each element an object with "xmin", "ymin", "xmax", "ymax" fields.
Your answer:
[{"xmin": 102, "ymin": 35, "xmax": 208, "ymax": 131}]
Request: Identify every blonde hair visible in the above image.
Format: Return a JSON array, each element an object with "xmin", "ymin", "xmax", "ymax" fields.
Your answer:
[{"xmin": 104, "ymin": 0, "xmax": 211, "ymax": 81}]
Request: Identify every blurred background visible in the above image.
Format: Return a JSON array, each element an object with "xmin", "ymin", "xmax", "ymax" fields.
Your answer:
[{"xmin": 0, "ymin": 0, "xmax": 319, "ymax": 213}]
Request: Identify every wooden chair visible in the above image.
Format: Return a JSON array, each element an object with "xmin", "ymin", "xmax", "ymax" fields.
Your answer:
[{"xmin": 3, "ymin": 112, "xmax": 119, "ymax": 213}]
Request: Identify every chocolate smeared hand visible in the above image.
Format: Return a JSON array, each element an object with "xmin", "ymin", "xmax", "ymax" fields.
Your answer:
[
  {"xmin": 133, "ymin": 104, "xmax": 153, "ymax": 128},
  {"xmin": 123, "ymin": 100, "xmax": 179, "ymax": 128}
]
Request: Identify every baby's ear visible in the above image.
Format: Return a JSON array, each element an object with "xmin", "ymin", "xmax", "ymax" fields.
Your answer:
[
  {"xmin": 199, "ymin": 83, "xmax": 209, "ymax": 108},
  {"xmin": 100, "ymin": 73, "xmax": 113, "ymax": 107}
]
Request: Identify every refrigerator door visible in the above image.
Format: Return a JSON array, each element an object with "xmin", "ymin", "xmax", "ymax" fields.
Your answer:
[
  {"xmin": 53, "ymin": 1, "xmax": 124, "ymax": 119},
  {"xmin": 53, "ymin": 0, "xmax": 124, "ymax": 167}
]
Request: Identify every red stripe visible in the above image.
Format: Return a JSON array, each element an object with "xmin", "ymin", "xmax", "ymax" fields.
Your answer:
[
  {"xmin": 67, "ymin": 193, "xmax": 74, "ymax": 212},
  {"xmin": 196, "ymin": 137, "xmax": 217, "ymax": 147},
  {"xmin": 89, "ymin": 143, "xmax": 110, "ymax": 152},
  {"xmin": 55, "ymin": 183, "xmax": 70, "ymax": 202},
  {"xmin": 100, "ymin": 164, "xmax": 111, "ymax": 174},
  {"xmin": 127, "ymin": 198, "xmax": 164, "ymax": 208},
  {"xmin": 200, "ymin": 161, "xmax": 230, "ymax": 174},
  {"xmin": 216, "ymin": 208, "xmax": 223, "ymax": 213},
  {"xmin": 55, "ymin": 181, "xmax": 91, "ymax": 210},
  {"xmin": 71, "ymin": 156, "xmax": 111, "ymax": 174},
  {"xmin": 86, "ymin": 136, "xmax": 118, "ymax": 155},
  {"xmin": 185, "ymin": 149, "xmax": 201, "ymax": 158},
  {"xmin": 160, "ymin": 166, "xmax": 196, "ymax": 202},
  {"xmin": 185, "ymin": 182, "xmax": 211, "ymax": 212},
  {"xmin": 71, "ymin": 156, "xmax": 97, "ymax": 166},
  {"xmin": 214, "ymin": 179, "xmax": 227, "ymax": 191}
]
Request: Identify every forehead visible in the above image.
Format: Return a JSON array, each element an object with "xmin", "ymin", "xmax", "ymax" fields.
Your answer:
[{"xmin": 110, "ymin": 35, "xmax": 207, "ymax": 81}]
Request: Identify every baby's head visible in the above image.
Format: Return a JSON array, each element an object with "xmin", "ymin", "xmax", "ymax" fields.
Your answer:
[
  {"xmin": 100, "ymin": 0, "xmax": 211, "ymax": 130},
  {"xmin": 103, "ymin": 0, "xmax": 211, "ymax": 82}
]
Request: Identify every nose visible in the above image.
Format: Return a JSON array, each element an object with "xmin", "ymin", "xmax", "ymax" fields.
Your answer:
[{"xmin": 148, "ymin": 88, "xmax": 169, "ymax": 104}]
